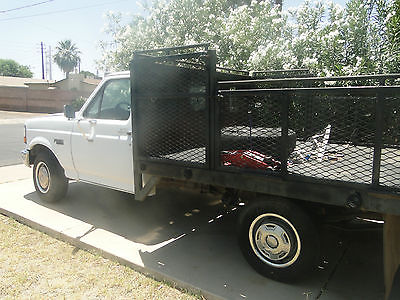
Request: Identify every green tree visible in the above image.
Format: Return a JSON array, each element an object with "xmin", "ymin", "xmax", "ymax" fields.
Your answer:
[
  {"xmin": 79, "ymin": 70, "xmax": 99, "ymax": 79},
  {"xmin": 0, "ymin": 59, "xmax": 33, "ymax": 78},
  {"xmin": 53, "ymin": 40, "xmax": 81, "ymax": 78}
]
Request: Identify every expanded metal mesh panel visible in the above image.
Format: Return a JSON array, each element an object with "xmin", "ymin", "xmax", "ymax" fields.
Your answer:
[
  {"xmin": 218, "ymin": 94, "xmax": 287, "ymax": 173},
  {"xmin": 380, "ymin": 97, "xmax": 400, "ymax": 189},
  {"xmin": 133, "ymin": 57, "xmax": 208, "ymax": 166},
  {"xmin": 135, "ymin": 60, "xmax": 206, "ymax": 95},
  {"xmin": 216, "ymin": 88, "xmax": 400, "ymax": 190},
  {"xmin": 132, "ymin": 46, "xmax": 400, "ymax": 193},
  {"xmin": 288, "ymin": 92, "xmax": 375, "ymax": 185}
]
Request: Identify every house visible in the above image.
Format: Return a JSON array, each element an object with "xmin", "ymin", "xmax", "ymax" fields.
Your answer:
[
  {"xmin": 0, "ymin": 76, "xmax": 54, "ymax": 89},
  {"xmin": 50, "ymin": 73, "xmax": 101, "ymax": 94}
]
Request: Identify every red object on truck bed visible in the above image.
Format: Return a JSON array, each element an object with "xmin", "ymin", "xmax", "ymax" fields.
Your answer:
[{"xmin": 221, "ymin": 150, "xmax": 281, "ymax": 171}]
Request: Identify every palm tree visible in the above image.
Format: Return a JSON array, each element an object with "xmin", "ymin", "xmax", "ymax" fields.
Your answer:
[{"xmin": 53, "ymin": 40, "xmax": 81, "ymax": 78}]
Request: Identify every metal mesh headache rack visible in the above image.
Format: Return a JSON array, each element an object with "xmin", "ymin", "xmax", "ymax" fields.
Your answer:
[
  {"xmin": 130, "ymin": 44, "xmax": 400, "ymax": 214},
  {"xmin": 131, "ymin": 44, "xmax": 249, "ymax": 169}
]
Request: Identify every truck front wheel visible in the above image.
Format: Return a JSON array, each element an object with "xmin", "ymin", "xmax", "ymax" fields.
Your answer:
[
  {"xmin": 33, "ymin": 152, "xmax": 68, "ymax": 202},
  {"xmin": 237, "ymin": 197, "xmax": 319, "ymax": 282}
]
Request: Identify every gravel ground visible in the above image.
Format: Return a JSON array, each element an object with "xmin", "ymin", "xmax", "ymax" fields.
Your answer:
[{"xmin": 0, "ymin": 214, "xmax": 200, "ymax": 300}]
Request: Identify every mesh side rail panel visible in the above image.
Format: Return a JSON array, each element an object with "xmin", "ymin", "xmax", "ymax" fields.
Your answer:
[
  {"xmin": 287, "ymin": 92, "xmax": 375, "ymax": 185},
  {"xmin": 218, "ymin": 94, "xmax": 285, "ymax": 175},
  {"xmin": 381, "ymin": 96, "xmax": 400, "ymax": 189},
  {"xmin": 217, "ymin": 87, "xmax": 400, "ymax": 191}
]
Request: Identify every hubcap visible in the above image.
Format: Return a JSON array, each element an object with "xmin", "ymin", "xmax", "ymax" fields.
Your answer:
[
  {"xmin": 249, "ymin": 213, "xmax": 301, "ymax": 268},
  {"xmin": 36, "ymin": 162, "xmax": 50, "ymax": 193},
  {"xmin": 254, "ymin": 223, "xmax": 291, "ymax": 261},
  {"xmin": 266, "ymin": 234, "xmax": 279, "ymax": 249}
]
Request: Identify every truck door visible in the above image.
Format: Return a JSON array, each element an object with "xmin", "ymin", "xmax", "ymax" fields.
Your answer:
[{"xmin": 71, "ymin": 78, "xmax": 134, "ymax": 192}]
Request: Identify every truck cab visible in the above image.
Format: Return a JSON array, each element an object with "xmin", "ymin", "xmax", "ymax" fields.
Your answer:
[{"xmin": 22, "ymin": 71, "xmax": 134, "ymax": 201}]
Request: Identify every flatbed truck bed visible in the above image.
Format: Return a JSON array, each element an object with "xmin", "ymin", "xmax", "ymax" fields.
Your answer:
[{"xmin": 129, "ymin": 44, "xmax": 400, "ymax": 295}]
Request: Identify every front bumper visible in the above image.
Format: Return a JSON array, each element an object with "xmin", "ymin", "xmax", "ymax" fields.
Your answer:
[{"xmin": 21, "ymin": 149, "xmax": 30, "ymax": 167}]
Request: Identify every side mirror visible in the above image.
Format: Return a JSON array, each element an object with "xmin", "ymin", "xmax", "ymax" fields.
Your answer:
[{"xmin": 64, "ymin": 104, "xmax": 75, "ymax": 119}]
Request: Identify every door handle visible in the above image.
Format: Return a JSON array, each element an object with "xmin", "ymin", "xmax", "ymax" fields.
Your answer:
[
  {"xmin": 87, "ymin": 119, "xmax": 97, "ymax": 141},
  {"xmin": 77, "ymin": 119, "xmax": 95, "ymax": 141}
]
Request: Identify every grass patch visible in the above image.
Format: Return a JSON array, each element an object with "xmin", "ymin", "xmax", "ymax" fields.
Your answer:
[{"xmin": 0, "ymin": 214, "xmax": 201, "ymax": 299}]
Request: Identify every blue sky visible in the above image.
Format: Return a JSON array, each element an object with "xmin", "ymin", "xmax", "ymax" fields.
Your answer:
[{"xmin": 0, "ymin": 0, "xmax": 347, "ymax": 80}]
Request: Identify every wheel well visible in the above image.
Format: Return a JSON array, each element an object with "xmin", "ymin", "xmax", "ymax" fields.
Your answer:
[
  {"xmin": 239, "ymin": 191, "xmax": 361, "ymax": 225},
  {"xmin": 29, "ymin": 145, "xmax": 57, "ymax": 165}
]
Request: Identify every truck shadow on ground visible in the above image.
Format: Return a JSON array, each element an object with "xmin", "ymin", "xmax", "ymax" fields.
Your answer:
[
  {"xmin": 25, "ymin": 181, "xmax": 228, "ymax": 245},
  {"xmin": 23, "ymin": 182, "xmax": 384, "ymax": 299}
]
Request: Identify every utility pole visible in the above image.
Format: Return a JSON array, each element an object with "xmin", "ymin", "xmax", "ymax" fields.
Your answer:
[
  {"xmin": 41, "ymin": 42, "xmax": 45, "ymax": 80},
  {"xmin": 48, "ymin": 46, "xmax": 52, "ymax": 80},
  {"xmin": 44, "ymin": 47, "xmax": 48, "ymax": 79}
]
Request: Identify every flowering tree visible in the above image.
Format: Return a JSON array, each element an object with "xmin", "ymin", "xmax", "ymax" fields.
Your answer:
[
  {"xmin": 384, "ymin": 0, "xmax": 400, "ymax": 72},
  {"xmin": 98, "ymin": 0, "xmax": 398, "ymax": 75}
]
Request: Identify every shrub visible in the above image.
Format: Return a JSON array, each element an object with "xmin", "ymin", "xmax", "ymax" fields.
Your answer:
[{"xmin": 71, "ymin": 96, "xmax": 87, "ymax": 112}]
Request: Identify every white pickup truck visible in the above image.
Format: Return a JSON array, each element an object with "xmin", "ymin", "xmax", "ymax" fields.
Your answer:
[
  {"xmin": 22, "ymin": 72, "xmax": 135, "ymax": 202},
  {"xmin": 21, "ymin": 44, "xmax": 400, "ymax": 285}
]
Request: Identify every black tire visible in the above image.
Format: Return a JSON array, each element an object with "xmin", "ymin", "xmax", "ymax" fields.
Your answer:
[
  {"xmin": 237, "ymin": 197, "xmax": 319, "ymax": 282},
  {"xmin": 33, "ymin": 152, "xmax": 68, "ymax": 202},
  {"xmin": 221, "ymin": 126, "xmax": 296, "ymax": 158}
]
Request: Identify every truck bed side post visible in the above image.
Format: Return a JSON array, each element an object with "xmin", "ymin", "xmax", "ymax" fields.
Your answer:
[
  {"xmin": 280, "ymin": 91, "xmax": 290, "ymax": 177},
  {"xmin": 206, "ymin": 49, "xmax": 217, "ymax": 170},
  {"xmin": 372, "ymin": 87, "xmax": 384, "ymax": 186}
]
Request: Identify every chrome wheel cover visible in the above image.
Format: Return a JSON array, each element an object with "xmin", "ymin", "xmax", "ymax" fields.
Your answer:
[
  {"xmin": 36, "ymin": 161, "xmax": 50, "ymax": 193},
  {"xmin": 249, "ymin": 213, "xmax": 301, "ymax": 268}
]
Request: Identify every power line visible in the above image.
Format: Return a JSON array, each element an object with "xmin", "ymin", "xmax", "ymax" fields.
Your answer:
[
  {"xmin": 0, "ymin": 0, "xmax": 55, "ymax": 14},
  {"xmin": 0, "ymin": 0, "xmax": 129, "ymax": 21},
  {"xmin": 17, "ymin": 19, "xmax": 96, "ymax": 48}
]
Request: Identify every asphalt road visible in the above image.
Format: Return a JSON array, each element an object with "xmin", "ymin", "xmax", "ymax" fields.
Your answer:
[{"xmin": 0, "ymin": 111, "xmax": 46, "ymax": 167}]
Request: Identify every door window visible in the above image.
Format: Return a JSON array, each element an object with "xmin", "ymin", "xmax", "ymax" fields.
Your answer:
[{"xmin": 83, "ymin": 79, "xmax": 130, "ymax": 120}]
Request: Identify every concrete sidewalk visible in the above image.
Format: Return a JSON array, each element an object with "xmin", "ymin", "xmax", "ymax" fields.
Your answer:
[{"xmin": 0, "ymin": 164, "xmax": 385, "ymax": 299}]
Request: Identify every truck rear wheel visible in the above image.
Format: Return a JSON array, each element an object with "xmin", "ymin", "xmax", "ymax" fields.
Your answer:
[
  {"xmin": 237, "ymin": 197, "xmax": 319, "ymax": 282},
  {"xmin": 33, "ymin": 152, "xmax": 68, "ymax": 202}
]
